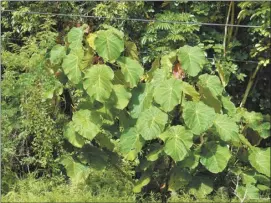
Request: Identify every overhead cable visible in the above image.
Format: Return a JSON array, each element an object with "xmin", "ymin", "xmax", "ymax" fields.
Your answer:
[{"xmin": 2, "ymin": 9, "xmax": 270, "ymax": 29}]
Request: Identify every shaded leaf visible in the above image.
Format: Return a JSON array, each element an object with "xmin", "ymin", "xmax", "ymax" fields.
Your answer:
[
  {"xmin": 189, "ymin": 176, "xmax": 213, "ymax": 198},
  {"xmin": 60, "ymin": 156, "xmax": 90, "ymax": 184},
  {"xmin": 64, "ymin": 123, "xmax": 85, "ymax": 148},
  {"xmin": 110, "ymin": 84, "xmax": 132, "ymax": 110}
]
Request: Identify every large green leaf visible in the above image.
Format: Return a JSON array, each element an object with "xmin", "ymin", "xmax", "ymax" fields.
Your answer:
[
  {"xmin": 153, "ymin": 78, "xmax": 182, "ymax": 112},
  {"xmin": 117, "ymin": 57, "xmax": 144, "ymax": 88},
  {"xmin": 60, "ymin": 156, "xmax": 90, "ymax": 184},
  {"xmin": 50, "ymin": 44, "xmax": 66, "ymax": 65},
  {"xmin": 188, "ymin": 176, "xmax": 213, "ymax": 198},
  {"xmin": 83, "ymin": 64, "xmax": 114, "ymax": 102},
  {"xmin": 62, "ymin": 49, "xmax": 83, "ymax": 84},
  {"xmin": 94, "ymin": 30, "xmax": 124, "ymax": 62},
  {"xmin": 67, "ymin": 27, "xmax": 84, "ymax": 51},
  {"xmin": 162, "ymin": 125, "xmax": 194, "ymax": 162},
  {"xmin": 214, "ymin": 114, "xmax": 239, "ymax": 142},
  {"xmin": 64, "ymin": 123, "xmax": 85, "ymax": 148},
  {"xmin": 129, "ymin": 83, "xmax": 154, "ymax": 118},
  {"xmin": 177, "ymin": 45, "xmax": 205, "ymax": 77},
  {"xmin": 248, "ymin": 147, "xmax": 270, "ymax": 177},
  {"xmin": 110, "ymin": 85, "xmax": 132, "ymax": 110},
  {"xmin": 118, "ymin": 127, "xmax": 145, "ymax": 161},
  {"xmin": 198, "ymin": 74, "xmax": 223, "ymax": 97},
  {"xmin": 136, "ymin": 106, "xmax": 168, "ymax": 140},
  {"xmin": 200, "ymin": 142, "xmax": 231, "ymax": 173},
  {"xmin": 151, "ymin": 69, "xmax": 170, "ymax": 84},
  {"xmin": 183, "ymin": 101, "xmax": 216, "ymax": 135},
  {"xmin": 236, "ymin": 184, "xmax": 259, "ymax": 200},
  {"xmin": 72, "ymin": 109, "xmax": 102, "ymax": 140}
]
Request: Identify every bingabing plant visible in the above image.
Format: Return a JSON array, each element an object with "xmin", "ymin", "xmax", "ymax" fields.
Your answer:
[{"xmin": 49, "ymin": 25, "xmax": 270, "ymax": 200}]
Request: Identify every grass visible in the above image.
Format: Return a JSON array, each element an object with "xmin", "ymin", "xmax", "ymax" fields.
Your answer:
[{"xmin": 1, "ymin": 172, "xmax": 270, "ymax": 202}]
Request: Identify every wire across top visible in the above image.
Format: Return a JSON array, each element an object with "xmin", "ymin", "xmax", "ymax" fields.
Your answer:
[{"xmin": 2, "ymin": 9, "xmax": 270, "ymax": 29}]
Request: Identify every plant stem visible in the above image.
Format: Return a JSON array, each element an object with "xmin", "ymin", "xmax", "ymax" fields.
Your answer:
[
  {"xmin": 240, "ymin": 65, "xmax": 262, "ymax": 107},
  {"xmin": 228, "ymin": 2, "xmax": 235, "ymax": 43},
  {"xmin": 223, "ymin": 1, "xmax": 233, "ymax": 57}
]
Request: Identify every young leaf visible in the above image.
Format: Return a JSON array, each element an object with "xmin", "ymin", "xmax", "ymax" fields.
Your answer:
[
  {"xmin": 200, "ymin": 142, "xmax": 231, "ymax": 173},
  {"xmin": 62, "ymin": 49, "xmax": 83, "ymax": 84},
  {"xmin": 94, "ymin": 30, "xmax": 124, "ymax": 62},
  {"xmin": 72, "ymin": 109, "xmax": 102, "ymax": 141},
  {"xmin": 162, "ymin": 125, "xmax": 194, "ymax": 162},
  {"xmin": 214, "ymin": 114, "xmax": 239, "ymax": 142},
  {"xmin": 83, "ymin": 64, "xmax": 114, "ymax": 102},
  {"xmin": 177, "ymin": 45, "xmax": 205, "ymax": 77},
  {"xmin": 118, "ymin": 127, "xmax": 145, "ymax": 161},
  {"xmin": 183, "ymin": 101, "xmax": 216, "ymax": 135},
  {"xmin": 153, "ymin": 78, "xmax": 182, "ymax": 112},
  {"xmin": 136, "ymin": 106, "xmax": 168, "ymax": 140},
  {"xmin": 248, "ymin": 147, "xmax": 270, "ymax": 177},
  {"xmin": 117, "ymin": 57, "xmax": 144, "ymax": 88},
  {"xmin": 129, "ymin": 83, "xmax": 154, "ymax": 119}
]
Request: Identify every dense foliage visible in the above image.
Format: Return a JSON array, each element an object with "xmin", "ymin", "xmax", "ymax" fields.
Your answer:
[{"xmin": 1, "ymin": 1, "xmax": 270, "ymax": 202}]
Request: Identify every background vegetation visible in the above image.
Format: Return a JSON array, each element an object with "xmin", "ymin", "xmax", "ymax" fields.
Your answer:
[{"xmin": 1, "ymin": 1, "xmax": 270, "ymax": 202}]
